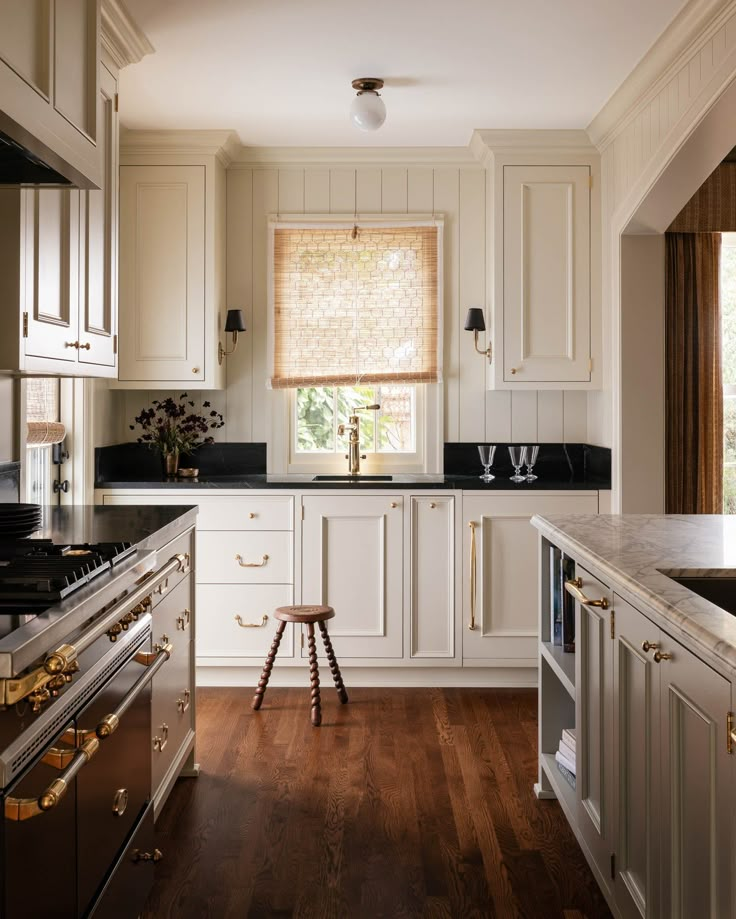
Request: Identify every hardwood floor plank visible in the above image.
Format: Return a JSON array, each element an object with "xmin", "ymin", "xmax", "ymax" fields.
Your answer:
[{"xmin": 142, "ymin": 688, "xmax": 612, "ymax": 919}]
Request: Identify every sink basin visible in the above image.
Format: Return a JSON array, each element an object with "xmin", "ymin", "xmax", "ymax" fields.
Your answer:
[
  {"xmin": 312, "ymin": 474, "xmax": 393, "ymax": 482},
  {"xmin": 668, "ymin": 575, "xmax": 736, "ymax": 614}
]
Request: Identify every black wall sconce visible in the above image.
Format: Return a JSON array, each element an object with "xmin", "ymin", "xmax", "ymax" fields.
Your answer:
[
  {"xmin": 218, "ymin": 309, "xmax": 246, "ymax": 365},
  {"xmin": 464, "ymin": 308, "xmax": 492, "ymax": 361}
]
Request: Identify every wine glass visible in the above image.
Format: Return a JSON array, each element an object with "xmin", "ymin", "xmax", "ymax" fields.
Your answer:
[
  {"xmin": 525, "ymin": 445, "xmax": 540, "ymax": 481},
  {"xmin": 477, "ymin": 445, "xmax": 496, "ymax": 482},
  {"xmin": 508, "ymin": 446, "xmax": 527, "ymax": 482}
]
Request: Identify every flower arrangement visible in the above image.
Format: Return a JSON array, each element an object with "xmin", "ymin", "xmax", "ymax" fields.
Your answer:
[{"xmin": 130, "ymin": 394, "xmax": 224, "ymax": 473}]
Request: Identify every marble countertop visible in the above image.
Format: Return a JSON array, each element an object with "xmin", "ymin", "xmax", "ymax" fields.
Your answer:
[{"xmin": 531, "ymin": 513, "xmax": 736, "ymax": 673}]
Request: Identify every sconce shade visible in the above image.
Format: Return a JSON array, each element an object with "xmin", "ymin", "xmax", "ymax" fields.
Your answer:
[
  {"xmin": 225, "ymin": 309, "xmax": 246, "ymax": 333},
  {"xmin": 464, "ymin": 308, "xmax": 486, "ymax": 332}
]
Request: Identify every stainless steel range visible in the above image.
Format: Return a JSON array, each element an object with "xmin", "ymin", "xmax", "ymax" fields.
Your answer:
[{"xmin": 0, "ymin": 537, "xmax": 189, "ymax": 918}]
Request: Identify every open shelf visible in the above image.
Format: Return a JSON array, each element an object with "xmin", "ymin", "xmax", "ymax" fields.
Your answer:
[
  {"xmin": 540, "ymin": 641, "xmax": 575, "ymax": 699},
  {"xmin": 540, "ymin": 752, "xmax": 576, "ymax": 822}
]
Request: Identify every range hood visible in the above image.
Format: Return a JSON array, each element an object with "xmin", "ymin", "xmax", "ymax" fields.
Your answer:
[{"xmin": 0, "ymin": 121, "xmax": 74, "ymax": 187}]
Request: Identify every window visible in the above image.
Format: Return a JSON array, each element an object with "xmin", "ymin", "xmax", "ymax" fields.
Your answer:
[
  {"xmin": 722, "ymin": 233, "xmax": 736, "ymax": 512},
  {"xmin": 24, "ymin": 378, "xmax": 63, "ymax": 505},
  {"xmin": 269, "ymin": 218, "xmax": 442, "ymax": 472}
]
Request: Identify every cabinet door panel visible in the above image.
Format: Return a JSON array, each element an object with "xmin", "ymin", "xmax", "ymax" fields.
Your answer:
[
  {"xmin": 24, "ymin": 188, "xmax": 78, "ymax": 362},
  {"xmin": 118, "ymin": 166, "xmax": 206, "ymax": 381},
  {"xmin": 302, "ymin": 495, "xmax": 403, "ymax": 658},
  {"xmin": 660, "ymin": 635, "xmax": 731, "ymax": 919},
  {"xmin": 503, "ymin": 165, "xmax": 590, "ymax": 383},
  {"xmin": 410, "ymin": 496, "xmax": 454, "ymax": 658},
  {"xmin": 53, "ymin": 0, "xmax": 97, "ymax": 140},
  {"xmin": 0, "ymin": 0, "xmax": 50, "ymax": 96},
  {"xmin": 79, "ymin": 63, "xmax": 117, "ymax": 368},
  {"xmin": 613, "ymin": 596, "xmax": 659, "ymax": 919}
]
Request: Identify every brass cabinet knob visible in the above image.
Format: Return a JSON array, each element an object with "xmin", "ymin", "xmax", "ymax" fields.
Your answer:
[
  {"xmin": 133, "ymin": 848, "xmax": 163, "ymax": 863},
  {"xmin": 430, "ymin": 502, "xmax": 436, "ymax": 508},
  {"xmin": 390, "ymin": 502, "xmax": 398, "ymax": 508},
  {"xmin": 66, "ymin": 341, "xmax": 80, "ymax": 349},
  {"xmin": 248, "ymin": 512, "xmax": 256, "ymax": 519},
  {"xmin": 192, "ymin": 367, "xmax": 200, "ymax": 374},
  {"xmin": 653, "ymin": 650, "xmax": 672, "ymax": 663},
  {"xmin": 510, "ymin": 368, "xmax": 517, "ymax": 374},
  {"xmin": 641, "ymin": 641, "xmax": 659, "ymax": 653},
  {"xmin": 79, "ymin": 342, "xmax": 91, "ymax": 350}
]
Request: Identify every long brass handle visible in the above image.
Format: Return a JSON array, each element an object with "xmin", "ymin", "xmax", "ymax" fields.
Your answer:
[
  {"xmin": 469, "ymin": 521, "xmax": 477, "ymax": 631},
  {"xmin": 177, "ymin": 689, "xmax": 191, "ymax": 714},
  {"xmin": 234, "ymin": 614, "xmax": 268, "ymax": 628},
  {"xmin": 653, "ymin": 650, "xmax": 672, "ymax": 663},
  {"xmin": 96, "ymin": 643, "xmax": 174, "ymax": 740},
  {"xmin": 5, "ymin": 736, "xmax": 100, "ymax": 821},
  {"xmin": 564, "ymin": 578, "xmax": 609, "ymax": 610},
  {"xmin": 235, "ymin": 553, "xmax": 269, "ymax": 568},
  {"xmin": 153, "ymin": 724, "xmax": 169, "ymax": 752}
]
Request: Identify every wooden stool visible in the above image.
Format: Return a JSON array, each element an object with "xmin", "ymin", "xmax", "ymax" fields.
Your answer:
[{"xmin": 252, "ymin": 605, "xmax": 348, "ymax": 726}]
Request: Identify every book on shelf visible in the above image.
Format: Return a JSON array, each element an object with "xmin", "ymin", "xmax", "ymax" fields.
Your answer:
[
  {"xmin": 558, "ymin": 738, "xmax": 576, "ymax": 763},
  {"xmin": 556, "ymin": 760, "xmax": 576, "ymax": 790},
  {"xmin": 549, "ymin": 545, "xmax": 562, "ymax": 645},
  {"xmin": 555, "ymin": 748, "xmax": 576, "ymax": 776},
  {"xmin": 562, "ymin": 727, "xmax": 576, "ymax": 753},
  {"xmin": 561, "ymin": 555, "xmax": 576, "ymax": 652}
]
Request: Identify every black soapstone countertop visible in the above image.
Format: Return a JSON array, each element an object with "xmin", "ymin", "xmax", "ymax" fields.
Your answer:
[{"xmin": 34, "ymin": 504, "xmax": 198, "ymax": 549}]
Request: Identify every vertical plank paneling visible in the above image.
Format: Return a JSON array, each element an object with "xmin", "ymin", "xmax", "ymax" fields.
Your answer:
[
  {"xmin": 225, "ymin": 168, "xmax": 253, "ymax": 441},
  {"xmin": 510, "ymin": 391, "xmax": 538, "ymax": 442},
  {"xmin": 329, "ymin": 169, "xmax": 356, "ymax": 213},
  {"xmin": 485, "ymin": 391, "xmax": 512, "ymax": 442},
  {"xmin": 251, "ymin": 169, "xmax": 278, "ymax": 441},
  {"xmin": 278, "ymin": 169, "xmax": 304, "ymax": 214},
  {"xmin": 356, "ymin": 168, "xmax": 381, "ymax": 214},
  {"xmin": 563, "ymin": 391, "xmax": 588, "ymax": 442},
  {"xmin": 537, "ymin": 391, "xmax": 563, "ymax": 442},
  {"xmin": 407, "ymin": 168, "xmax": 434, "ymax": 213},
  {"xmin": 457, "ymin": 168, "xmax": 486, "ymax": 442},
  {"xmin": 433, "ymin": 168, "xmax": 459, "ymax": 441},
  {"xmin": 304, "ymin": 169, "xmax": 330, "ymax": 212},
  {"xmin": 381, "ymin": 168, "xmax": 408, "ymax": 212}
]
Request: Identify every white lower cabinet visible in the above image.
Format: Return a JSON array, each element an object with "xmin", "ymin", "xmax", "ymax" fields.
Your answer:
[
  {"xmin": 301, "ymin": 494, "xmax": 404, "ymax": 658},
  {"xmin": 409, "ymin": 496, "xmax": 455, "ymax": 659},
  {"xmin": 197, "ymin": 584, "xmax": 294, "ymax": 661},
  {"xmin": 464, "ymin": 493, "xmax": 598, "ymax": 662}
]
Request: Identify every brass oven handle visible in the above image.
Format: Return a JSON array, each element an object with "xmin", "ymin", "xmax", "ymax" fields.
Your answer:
[
  {"xmin": 564, "ymin": 578, "xmax": 609, "ymax": 610},
  {"xmin": 177, "ymin": 689, "xmax": 191, "ymax": 713},
  {"xmin": 468, "ymin": 521, "xmax": 477, "ymax": 631},
  {"xmin": 235, "ymin": 553, "xmax": 269, "ymax": 568},
  {"xmin": 235, "ymin": 614, "xmax": 268, "ymax": 628},
  {"xmin": 153, "ymin": 724, "xmax": 169, "ymax": 752},
  {"xmin": 95, "ymin": 643, "xmax": 174, "ymax": 741},
  {"xmin": 5, "ymin": 736, "xmax": 100, "ymax": 821}
]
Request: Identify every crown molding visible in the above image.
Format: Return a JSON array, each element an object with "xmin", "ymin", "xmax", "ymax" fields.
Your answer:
[
  {"xmin": 227, "ymin": 145, "xmax": 480, "ymax": 168},
  {"xmin": 587, "ymin": 0, "xmax": 733, "ymax": 149},
  {"xmin": 101, "ymin": 0, "xmax": 154, "ymax": 70},
  {"xmin": 120, "ymin": 129, "xmax": 241, "ymax": 166},
  {"xmin": 470, "ymin": 129, "xmax": 597, "ymax": 164}
]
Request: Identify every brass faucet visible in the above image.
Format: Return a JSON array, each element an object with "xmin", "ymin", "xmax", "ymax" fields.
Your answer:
[{"xmin": 337, "ymin": 404, "xmax": 380, "ymax": 475}]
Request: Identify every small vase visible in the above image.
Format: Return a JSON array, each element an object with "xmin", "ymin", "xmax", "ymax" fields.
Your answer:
[{"xmin": 163, "ymin": 451, "xmax": 179, "ymax": 476}]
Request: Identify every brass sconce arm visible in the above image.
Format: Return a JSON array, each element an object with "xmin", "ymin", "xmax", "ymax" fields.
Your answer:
[{"xmin": 218, "ymin": 309, "xmax": 247, "ymax": 365}]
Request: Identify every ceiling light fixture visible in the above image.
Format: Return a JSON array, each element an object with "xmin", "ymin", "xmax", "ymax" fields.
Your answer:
[{"xmin": 350, "ymin": 78, "xmax": 386, "ymax": 132}]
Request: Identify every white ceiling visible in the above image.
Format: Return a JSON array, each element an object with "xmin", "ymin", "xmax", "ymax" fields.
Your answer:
[{"xmin": 119, "ymin": 0, "xmax": 689, "ymax": 148}]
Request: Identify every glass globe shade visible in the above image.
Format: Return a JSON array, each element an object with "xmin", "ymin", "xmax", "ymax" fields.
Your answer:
[{"xmin": 350, "ymin": 91, "xmax": 386, "ymax": 131}]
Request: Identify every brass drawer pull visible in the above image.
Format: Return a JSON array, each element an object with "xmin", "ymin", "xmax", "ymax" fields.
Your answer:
[
  {"xmin": 235, "ymin": 614, "xmax": 268, "ymax": 629},
  {"xmin": 653, "ymin": 650, "xmax": 672, "ymax": 663},
  {"xmin": 564, "ymin": 578, "xmax": 609, "ymax": 609},
  {"xmin": 155, "ymin": 578, "xmax": 169, "ymax": 596},
  {"xmin": 235, "ymin": 553, "xmax": 269, "ymax": 568},
  {"xmin": 641, "ymin": 640, "xmax": 659, "ymax": 653},
  {"xmin": 153, "ymin": 724, "xmax": 169, "ymax": 752},
  {"xmin": 177, "ymin": 689, "xmax": 191, "ymax": 714},
  {"xmin": 468, "ymin": 521, "xmax": 477, "ymax": 631},
  {"xmin": 133, "ymin": 848, "xmax": 163, "ymax": 863},
  {"xmin": 176, "ymin": 608, "xmax": 191, "ymax": 631}
]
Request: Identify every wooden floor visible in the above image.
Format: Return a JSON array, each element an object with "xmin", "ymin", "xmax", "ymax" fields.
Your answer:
[{"xmin": 143, "ymin": 687, "xmax": 612, "ymax": 919}]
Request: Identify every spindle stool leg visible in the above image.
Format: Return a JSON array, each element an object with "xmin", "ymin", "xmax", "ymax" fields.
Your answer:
[
  {"xmin": 319, "ymin": 621, "xmax": 348, "ymax": 704},
  {"xmin": 307, "ymin": 622, "xmax": 322, "ymax": 726},
  {"xmin": 252, "ymin": 620, "xmax": 286, "ymax": 711}
]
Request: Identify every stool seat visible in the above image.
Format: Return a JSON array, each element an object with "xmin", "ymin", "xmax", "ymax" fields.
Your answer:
[{"xmin": 274, "ymin": 604, "xmax": 335, "ymax": 623}]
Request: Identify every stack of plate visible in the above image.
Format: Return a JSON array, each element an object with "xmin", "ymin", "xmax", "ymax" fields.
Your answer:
[{"xmin": 0, "ymin": 504, "xmax": 42, "ymax": 539}]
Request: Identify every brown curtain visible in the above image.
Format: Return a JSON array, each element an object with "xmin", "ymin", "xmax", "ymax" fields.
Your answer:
[{"xmin": 665, "ymin": 232, "xmax": 723, "ymax": 513}]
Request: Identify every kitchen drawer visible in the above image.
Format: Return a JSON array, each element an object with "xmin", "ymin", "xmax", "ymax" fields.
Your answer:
[
  {"xmin": 197, "ymin": 584, "xmax": 295, "ymax": 659},
  {"xmin": 151, "ymin": 634, "xmax": 193, "ymax": 795},
  {"xmin": 197, "ymin": 531, "xmax": 293, "ymax": 584},
  {"xmin": 101, "ymin": 494, "xmax": 294, "ymax": 531},
  {"xmin": 147, "ymin": 528, "xmax": 194, "ymax": 609}
]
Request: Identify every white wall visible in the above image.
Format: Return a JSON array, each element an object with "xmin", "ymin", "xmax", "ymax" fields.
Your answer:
[{"xmin": 105, "ymin": 153, "xmax": 589, "ymax": 452}]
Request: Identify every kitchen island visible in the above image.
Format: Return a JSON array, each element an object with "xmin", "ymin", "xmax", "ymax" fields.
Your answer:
[{"xmin": 532, "ymin": 513, "xmax": 736, "ymax": 919}]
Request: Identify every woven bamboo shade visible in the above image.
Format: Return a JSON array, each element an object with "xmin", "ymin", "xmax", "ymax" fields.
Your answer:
[
  {"xmin": 269, "ymin": 224, "xmax": 441, "ymax": 389},
  {"xmin": 26, "ymin": 378, "xmax": 65, "ymax": 446}
]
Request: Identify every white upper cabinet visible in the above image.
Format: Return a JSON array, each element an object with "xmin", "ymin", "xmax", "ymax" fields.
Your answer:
[
  {"xmin": 475, "ymin": 131, "xmax": 600, "ymax": 390},
  {"xmin": 0, "ymin": 0, "xmax": 101, "ymax": 188},
  {"xmin": 114, "ymin": 146, "xmax": 227, "ymax": 389}
]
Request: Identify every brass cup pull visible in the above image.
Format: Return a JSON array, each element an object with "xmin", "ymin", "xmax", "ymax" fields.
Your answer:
[
  {"xmin": 177, "ymin": 689, "xmax": 191, "ymax": 714},
  {"xmin": 235, "ymin": 613, "xmax": 268, "ymax": 629},
  {"xmin": 235, "ymin": 553, "xmax": 269, "ymax": 568},
  {"xmin": 641, "ymin": 641, "xmax": 659, "ymax": 653},
  {"xmin": 564, "ymin": 578, "xmax": 609, "ymax": 610},
  {"xmin": 653, "ymin": 650, "xmax": 672, "ymax": 663},
  {"xmin": 133, "ymin": 848, "xmax": 163, "ymax": 863},
  {"xmin": 468, "ymin": 521, "xmax": 477, "ymax": 630},
  {"xmin": 153, "ymin": 724, "xmax": 169, "ymax": 752}
]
